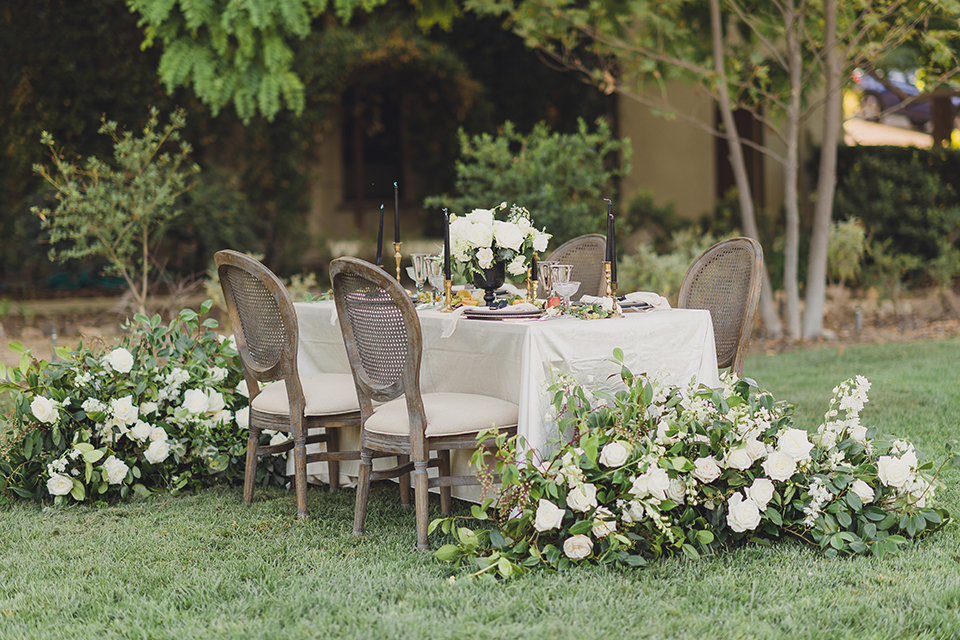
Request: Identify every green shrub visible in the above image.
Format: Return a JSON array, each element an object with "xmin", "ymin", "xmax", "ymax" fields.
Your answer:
[{"xmin": 424, "ymin": 119, "xmax": 631, "ymax": 247}]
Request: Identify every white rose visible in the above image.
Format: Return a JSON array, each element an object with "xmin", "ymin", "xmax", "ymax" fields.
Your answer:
[
  {"xmin": 900, "ymin": 450, "xmax": 918, "ymax": 470},
  {"xmin": 466, "ymin": 221, "xmax": 494, "ymax": 249},
  {"xmin": 110, "ymin": 395, "xmax": 139, "ymax": 426},
  {"xmin": 30, "ymin": 396, "xmax": 59, "ymax": 424},
  {"xmin": 105, "ymin": 347, "xmax": 134, "ymax": 374},
  {"xmin": 102, "ymin": 455, "xmax": 129, "ymax": 485},
  {"xmin": 533, "ymin": 232, "xmax": 550, "ymax": 253},
  {"xmin": 850, "ymin": 479, "xmax": 875, "ymax": 504},
  {"xmin": 212, "ymin": 409, "xmax": 233, "ymax": 425},
  {"xmin": 778, "ymin": 428, "xmax": 814, "ymax": 463},
  {"xmin": 207, "ymin": 390, "xmax": 226, "ymax": 413},
  {"xmin": 725, "ymin": 445, "xmax": 754, "ymax": 471},
  {"xmin": 599, "ymin": 441, "xmax": 629, "ymax": 468},
  {"xmin": 726, "ymin": 492, "xmax": 762, "ymax": 533},
  {"xmin": 533, "ymin": 498, "xmax": 566, "ymax": 532},
  {"xmin": 235, "ymin": 407, "xmax": 250, "ymax": 430},
  {"xmin": 745, "ymin": 478, "xmax": 775, "ymax": 510},
  {"xmin": 692, "ymin": 456, "xmax": 722, "ymax": 484},
  {"xmin": 464, "ymin": 208, "xmax": 494, "ymax": 226},
  {"xmin": 666, "ymin": 476, "xmax": 686, "ymax": 504},
  {"xmin": 130, "ymin": 420, "xmax": 153, "ymax": 442},
  {"xmin": 562, "ymin": 534, "xmax": 594, "ymax": 560},
  {"xmin": 493, "ymin": 220, "xmax": 525, "ymax": 251},
  {"xmin": 592, "ymin": 507, "xmax": 617, "ymax": 538},
  {"xmin": 506, "ymin": 255, "xmax": 527, "ymax": 277},
  {"xmin": 46, "ymin": 473, "xmax": 74, "ymax": 496},
  {"xmin": 877, "ymin": 455, "xmax": 911, "ymax": 488},
  {"xmin": 150, "ymin": 426, "xmax": 168, "ymax": 442},
  {"xmin": 209, "ymin": 367, "xmax": 228, "ymax": 383},
  {"xmin": 140, "ymin": 401, "xmax": 158, "ymax": 416},
  {"xmin": 762, "ymin": 451, "xmax": 797, "ymax": 482},
  {"xmin": 144, "ymin": 439, "xmax": 171, "ymax": 464},
  {"xmin": 849, "ymin": 425, "xmax": 868, "ymax": 444},
  {"xmin": 744, "ymin": 438, "xmax": 767, "ymax": 462},
  {"xmin": 566, "ymin": 483, "xmax": 598, "ymax": 512},
  {"xmin": 183, "ymin": 389, "xmax": 210, "ymax": 415},
  {"xmin": 236, "ymin": 380, "xmax": 249, "ymax": 398},
  {"xmin": 476, "ymin": 247, "xmax": 495, "ymax": 270}
]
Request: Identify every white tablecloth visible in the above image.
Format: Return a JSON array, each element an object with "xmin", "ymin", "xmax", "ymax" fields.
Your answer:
[{"xmin": 290, "ymin": 301, "xmax": 720, "ymax": 498}]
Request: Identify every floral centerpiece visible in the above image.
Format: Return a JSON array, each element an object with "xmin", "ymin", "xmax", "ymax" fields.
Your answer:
[
  {"xmin": 0, "ymin": 302, "xmax": 286, "ymax": 504},
  {"xmin": 449, "ymin": 202, "xmax": 551, "ymax": 281},
  {"xmin": 431, "ymin": 350, "xmax": 953, "ymax": 578}
]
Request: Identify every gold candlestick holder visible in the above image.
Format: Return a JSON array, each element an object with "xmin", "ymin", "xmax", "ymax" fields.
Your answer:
[
  {"xmin": 527, "ymin": 268, "xmax": 537, "ymax": 303},
  {"xmin": 604, "ymin": 261, "xmax": 613, "ymax": 298},
  {"xmin": 441, "ymin": 279, "xmax": 454, "ymax": 313},
  {"xmin": 393, "ymin": 242, "xmax": 402, "ymax": 283}
]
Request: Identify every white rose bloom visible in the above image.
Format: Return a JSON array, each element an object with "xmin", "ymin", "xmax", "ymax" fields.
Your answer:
[
  {"xmin": 150, "ymin": 426, "xmax": 169, "ymax": 442},
  {"xmin": 850, "ymin": 479, "xmax": 875, "ymax": 504},
  {"xmin": 236, "ymin": 380, "xmax": 250, "ymax": 398},
  {"xmin": 877, "ymin": 455, "xmax": 911, "ymax": 488},
  {"xmin": 566, "ymin": 483, "xmax": 599, "ymax": 512},
  {"xmin": 212, "ymin": 409, "xmax": 233, "ymax": 425},
  {"xmin": 762, "ymin": 451, "xmax": 797, "ymax": 482},
  {"xmin": 725, "ymin": 445, "xmax": 754, "ymax": 471},
  {"xmin": 144, "ymin": 439, "xmax": 171, "ymax": 464},
  {"xmin": 744, "ymin": 438, "xmax": 767, "ymax": 462},
  {"xmin": 140, "ymin": 401, "xmax": 158, "ymax": 416},
  {"xmin": 466, "ymin": 221, "xmax": 495, "ymax": 249},
  {"xmin": 110, "ymin": 395, "xmax": 139, "ymax": 426},
  {"xmin": 533, "ymin": 232, "xmax": 550, "ymax": 253},
  {"xmin": 533, "ymin": 498, "xmax": 566, "ymax": 532},
  {"xmin": 464, "ymin": 208, "xmax": 495, "ymax": 226},
  {"xmin": 209, "ymin": 367, "xmax": 228, "ymax": 383},
  {"xmin": 562, "ymin": 534, "xmax": 594, "ymax": 560},
  {"xmin": 599, "ymin": 441, "xmax": 630, "ymax": 468},
  {"xmin": 207, "ymin": 390, "xmax": 226, "ymax": 413},
  {"xmin": 900, "ymin": 449, "xmax": 918, "ymax": 470},
  {"xmin": 235, "ymin": 407, "xmax": 250, "ymax": 430},
  {"xmin": 692, "ymin": 456, "xmax": 722, "ymax": 484},
  {"xmin": 849, "ymin": 424, "xmax": 868, "ymax": 444},
  {"xmin": 726, "ymin": 492, "xmax": 762, "ymax": 533},
  {"xmin": 778, "ymin": 428, "xmax": 814, "ymax": 463},
  {"xmin": 506, "ymin": 255, "xmax": 527, "ymax": 277},
  {"xmin": 30, "ymin": 396, "xmax": 59, "ymax": 424},
  {"xmin": 183, "ymin": 389, "xmax": 210, "ymax": 415},
  {"xmin": 476, "ymin": 247, "xmax": 495, "ymax": 270},
  {"xmin": 105, "ymin": 347, "xmax": 134, "ymax": 374},
  {"xmin": 592, "ymin": 507, "xmax": 617, "ymax": 538},
  {"xmin": 745, "ymin": 478, "xmax": 775, "ymax": 510},
  {"xmin": 102, "ymin": 455, "xmax": 129, "ymax": 485},
  {"xmin": 130, "ymin": 420, "xmax": 153, "ymax": 442},
  {"xmin": 493, "ymin": 220, "xmax": 525, "ymax": 251},
  {"xmin": 666, "ymin": 476, "xmax": 687, "ymax": 504},
  {"xmin": 46, "ymin": 473, "xmax": 74, "ymax": 496}
]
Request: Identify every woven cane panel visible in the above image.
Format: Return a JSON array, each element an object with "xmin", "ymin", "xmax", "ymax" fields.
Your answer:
[
  {"xmin": 540, "ymin": 235, "xmax": 606, "ymax": 299},
  {"xmin": 340, "ymin": 274, "xmax": 407, "ymax": 388},
  {"xmin": 221, "ymin": 265, "xmax": 285, "ymax": 371},
  {"xmin": 683, "ymin": 245, "xmax": 752, "ymax": 366}
]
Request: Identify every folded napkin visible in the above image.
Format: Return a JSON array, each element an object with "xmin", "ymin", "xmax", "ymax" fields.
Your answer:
[
  {"xmin": 440, "ymin": 307, "xmax": 466, "ymax": 338},
  {"xmin": 580, "ymin": 291, "xmax": 671, "ymax": 309}
]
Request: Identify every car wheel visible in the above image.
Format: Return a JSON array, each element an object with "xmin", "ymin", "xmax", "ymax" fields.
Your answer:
[{"xmin": 859, "ymin": 94, "xmax": 882, "ymax": 122}]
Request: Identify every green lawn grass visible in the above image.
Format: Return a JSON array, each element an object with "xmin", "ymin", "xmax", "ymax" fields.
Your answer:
[{"xmin": 2, "ymin": 338, "xmax": 959, "ymax": 640}]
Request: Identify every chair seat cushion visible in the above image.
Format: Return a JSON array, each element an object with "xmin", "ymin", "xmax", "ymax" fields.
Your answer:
[
  {"xmin": 365, "ymin": 392, "xmax": 519, "ymax": 437},
  {"xmin": 251, "ymin": 373, "xmax": 360, "ymax": 416}
]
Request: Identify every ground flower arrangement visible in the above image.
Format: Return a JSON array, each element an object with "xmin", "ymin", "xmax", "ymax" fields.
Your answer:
[
  {"xmin": 0, "ymin": 302, "xmax": 285, "ymax": 504},
  {"xmin": 432, "ymin": 349, "xmax": 955, "ymax": 578}
]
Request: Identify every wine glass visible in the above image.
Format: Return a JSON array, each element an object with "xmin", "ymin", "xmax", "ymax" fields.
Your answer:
[
  {"xmin": 426, "ymin": 258, "xmax": 445, "ymax": 304},
  {"xmin": 553, "ymin": 280, "xmax": 580, "ymax": 313},
  {"xmin": 409, "ymin": 254, "xmax": 431, "ymax": 301},
  {"xmin": 548, "ymin": 264, "xmax": 573, "ymax": 298}
]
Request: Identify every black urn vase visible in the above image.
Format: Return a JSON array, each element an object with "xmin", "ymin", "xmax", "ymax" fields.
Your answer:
[{"xmin": 472, "ymin": 261, "xmax": 506, "ymax": 307}]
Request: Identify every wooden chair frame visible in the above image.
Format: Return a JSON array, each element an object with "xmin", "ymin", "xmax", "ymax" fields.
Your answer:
[
  {"xmin": 330, "ymin": 257, "xmax": 514, "ymax": 550},
  {"xmin": 215, "ymin": 249, "xmax": 362, "ymax": 519},
  {"xmin": 678, "ymin": 237, "xmax": 763, "ymax": 377},
  {"xmin": 538, "ymin": 233, "xmax": 607, "ymax": 300}
]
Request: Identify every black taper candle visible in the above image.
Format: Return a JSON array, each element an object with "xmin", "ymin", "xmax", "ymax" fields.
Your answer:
[
  {"xmin": 393, "ymin": 182, "xmax": 400, "ymax": 243},
  {"xmin": 604, "ymin": 198, "xmax": 613, "ymax": 264},
  {"xmin": 443, "ymin": 208, "xmax": 451, "ymax": 280},
  {"xmin": 376, "ymin": 204, "xmax": 384, "ymax": 267}
]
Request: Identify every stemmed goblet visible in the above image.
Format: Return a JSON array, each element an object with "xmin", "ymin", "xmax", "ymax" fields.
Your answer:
[
  {"xmin": 407, "ymin": 254, "xmax": 431, "ymax": 302},
  {"xmin": 553, "ymin": 281, "xmax": 581, "ymax": 314}
]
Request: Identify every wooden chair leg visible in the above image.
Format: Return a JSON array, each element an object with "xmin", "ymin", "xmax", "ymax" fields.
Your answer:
[
  {"xmin": 353, "ymin": 449, "xmax": 374, "ymax": 535},
  {"xmin": 438, "ymin": 449, "xmax": 452, "ymax": 515},
  {"xmin": 414, "ymin": 460, "xmax": 430, "ymax": 551},
  {"xmin": 293, "ymin": 434, "xmax": 309, "ymax": 520},
  {"xmin": 397, "ymin": 454, "xmax": 411, "ymax": 508},
  {"xmin": 326, "ymin": 427, "xmax": 340, "ymax": 493},
  {"xmin": 243, "ymin": 426, "xmax": 261, "ymax": 504}
]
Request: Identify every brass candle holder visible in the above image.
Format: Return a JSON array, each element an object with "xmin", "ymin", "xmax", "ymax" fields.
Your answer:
[
  {"xmin": 527, "ymin": 268, "xmax": 537, "ymax": 303},
  {"xmin": 441, "ymin": 279, "xmax": 455, "ymax": 313},
  {"xmin": 394, "ymin": 242, "xmax": 403, "ymax": 283}
]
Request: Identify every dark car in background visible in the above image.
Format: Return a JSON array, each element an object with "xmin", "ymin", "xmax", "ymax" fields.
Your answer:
[{"xmin": 853, "ymin": 68, "xmax": 960, "ymax": 128}]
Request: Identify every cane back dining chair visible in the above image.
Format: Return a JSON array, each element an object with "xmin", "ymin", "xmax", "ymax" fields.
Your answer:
[
  {"xmin": 330, "ymin": 257, "xmax": 519, "ymax": 550},
  {"xmin": 537, "ymin": 233, "xmax": 607, "ymax": 301},
  {"xmin": 215, "ymin": 250, "xmax": 362, "ymax": 519},
  {"xmin": 677, "ymin": 237, "xmax": 764, "ymax": 377}
]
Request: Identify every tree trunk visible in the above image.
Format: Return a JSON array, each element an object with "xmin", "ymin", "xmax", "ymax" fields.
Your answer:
[
  {"xmin": 802, "ymin": 0, "xmax": 840, "ymax": 339},
  {"xmin": 931, "ymin": 95, "xmax": 953, "ymax": 148},
  {"xmin": 782, "ymin": 0, "xmax": 802, "ymax": 341},
  {"xmin": 710, "ymin": 0, "xmax": 783, "ymax": 338}
]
